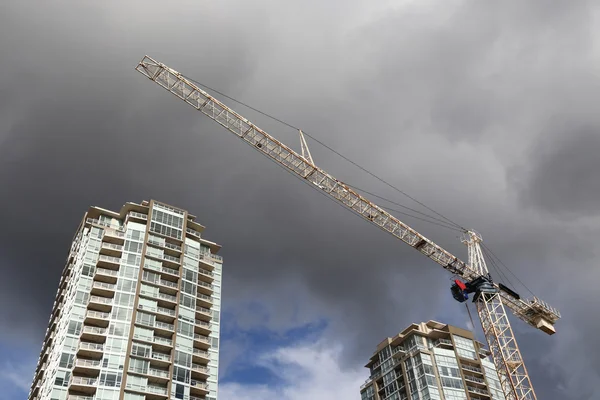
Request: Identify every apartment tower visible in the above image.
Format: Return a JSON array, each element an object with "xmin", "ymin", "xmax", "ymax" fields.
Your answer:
[
  {"xmin": 360, "ymin": 320, "xmax": 505, "ymax": 400},
  {"xmin": 28, "ymin": 200, "xmax": 223, "ymax": 400}
]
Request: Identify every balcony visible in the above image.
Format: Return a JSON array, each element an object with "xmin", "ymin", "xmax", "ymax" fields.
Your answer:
[
  {"xmin": 186, "ymin": 228, "xmax": 201, "ymax": 238},
  {"xmin": 196, "ymin": 280, "xmax": 213, "ymax": 295},
  {"xmin": 157, "ymin": 306, "xmax": 176, "ymax": 317},
  {"xmin": 162, "ymin": 253, "xmax": 181, "ymax": 268},
  {"xmin": 435, "ymin": 338, "xmax": 453, "ymax": 348},
  {"xmin": 103, "ymin": 228, "xmax": 125, "ymax": 243},
  {"xmin": 146, "ymin": 385, "xmax": 169, "ymax": 396},
  {"xmin": 196, "ymin": 306, "xmax": 212, "ymax": 322},
  {"xmin": 97, "ymin": 255, "xmax": 121, "ymax": 269},
  {"xmin": 84, "ymin": 310, "xmax": 110, "ymax": 328},
  {"xmin": 69, "ymin": 376, "xmax": 97, "ymax": 394},
  {"xmin": 198, "ymin": 268, "xmax": 214, "ymax": 283},
  {"xmin": 157, "ymin": 292, "xmax": 177, "ymax": 306},
  {"xmin": 191, "ymin": 363, "xmax": 210, "ymax": 378},
  {"xmin": 160, "ymin": 266, "xmax": 179, "ymax": 280},
  {"xmin": 462, "ymin": 364, "xmax": 484, "ymax": 375},
  {"xmin": 196, "ymin": 293, "xmax": 212, "ymax": 307},
  {"xmin": 100, "ymin": 242, "xmax": 123, "ymax": 257},
  {"xmin": 467, "ymin": 386, "xmax": 491, "ymax": 397},
  {"xmin": 195, "ymin": 319, "xmax": 211, "ymax": 335},
  {"xmin": 198, "ymin": 253, "xmax": 214, "ymax": 269},
  {"xmin": 128, "ymin": 211, "xmax": 148, "ymax": 222},
  {"xmin": 464, "ymin": 374, "xmax": 487, "ymax": 386},
  {"xmin": 81, "ymin": 326, "xmax": 106, "ymax": 343},
  {"xmin": 88, "ymin": 295, "xmax": 113, "ymax": 313},
  {"xmin": 91, "ymin": 281, "xmax": 115, "ymax": 297},
  {"xmin": 154, "ymin": 321, "xmax": 174, "ymax": 334},
  {"xmin": 152, "ymin": 336, "xmax": 173, "ymax": 352},
  {"xmin": 190, "ymin": 379, "xmax": 209, "ymax": 395},
  {"xmin": 73, "ymin": 358, "xmax": 101, "ymax": 375},
  {"xmin": 150, "ymin": 351, "xmax": 171, "ymax": 366},
  {"xmin": 94, "ymin": 267, "xmax": 118, "ymax": 284},
  {"xmin": 148, "ymin": 367, "xmax": 170, "ymax": 383},
  {"xmin": 193, "ymin": 334, "xmax": 210, "ymax": 349},
  {"xmin": 193, "ymin": 348, "xmax": 210, "ymax": 363},
  {"xmin": 78, "ymin": 342, "xmax": 104, "ymax": 359}
]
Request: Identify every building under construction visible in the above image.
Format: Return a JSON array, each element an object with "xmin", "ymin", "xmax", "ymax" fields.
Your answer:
[{"xmin": 360, "ymin": 321, "xmax": 504, "ymax": 400}]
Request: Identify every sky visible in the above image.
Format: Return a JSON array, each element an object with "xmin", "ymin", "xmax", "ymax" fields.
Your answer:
[{"xmin": 1, "ymin": 0, "xmax": 599, "ymax": 399}]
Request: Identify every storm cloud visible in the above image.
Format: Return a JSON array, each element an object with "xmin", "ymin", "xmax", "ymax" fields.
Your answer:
[{"xmin": 1, "ymin": 1, "xmax": 599, "ymax": 399}]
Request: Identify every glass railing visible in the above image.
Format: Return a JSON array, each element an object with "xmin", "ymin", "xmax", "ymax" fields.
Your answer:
[
  {"xmin": 193, "ymin": 349, "xmax": 209, "ymax": 358},
  {"xmin": 158, "ymin": 293, "xmax": 177, "ymax": 302},
  {"xmin": 70, "ymin": 376, "xmax": 97, "ymax": 386},
  {"xmin": 148, "ymin": 368, "xmax": 169, "ymax": 378},
  {"xmin": 197, "ymin": 281, "xmax": 212, "ymax": 289},
  {"xmin": 129, "ymin": 212, "xmax": 148, "ymax": 220},
  {"xmin": 68, "ymin": 395, "xmax": 94, "ymax": 400},
  {"xmin": 462, "ymin": 364, "xmax": 484, "ymax": 374},
  {"xmin": 157, "ymin": 307, "xmax": 176, "ymax": 316},
  {"xmin": 92, "ymin": 281, "xmax": 115, "ymax": 290},
  {"xmin": 153, "ymin": 336, "xmax": 173, "ymax": 346},
  {"xmin": 161, "ymin": 266, "xmax": 179, "ymax": 276},
  {"xmin": 82, "ymin": 326, "xmax": 106, "ymax": 335},
  {"xmin": 186, "ymin": 228, "xmax": 201, "ymax": 238},
  {"xmin": 198, "ymin": 268, "xmax": 213, "ymax": 277},
  {"xmin": 151, "ymin": 352, "xmax": 171, "ymax": 362},
  {"xmin": 101, "ymin": 243, "xmax": 123, "ymax": 251},
  {"xmin": 194, "ymin": 334, "xmax": 210, "ymax": 343},
  {"xmin": 163, "ymin": 254, "xmax": 181, "ymax": 263},
  {"xmin": 75, "ymin": 359, "xmax": 101, "ymax": 368},
  {"xmin": 195, "ymin": 320, "xmax": 210, "ymax": 328},
  {"xmin": 467, "ymin": 386, "xmax": 490, "ymax": 395},
  {"xmin": 464, "ymin": 375, "xmax": 485, "ymax": 384},
  {"xmin": 159, "ymin": 279, "xmax": 178, "ymax": 288},
  {"xmin": 104, "ymin": 229, "xmax": 125, "ymax": 238},
  {"xmin": 190, "ymin": 380, "xmax": 208, "ymax": 389},
  {"xmin": 155, "ymin": 321, "xmax": 174, "ymax": 331},
  {"xmin": 86, "ymin": 310, "xmax": 110, "ymax": 319},
  {"xmin": 86, "ymin": 218, "xmax": 124, "ymax": 231},
  {"xmin": 146, "ymin": 385, "xmax": 168, "ymax": 395},
  {"xmin": 196, "ymin": 293, "xmax": 212, "ymax": 303},
  {"xmin": 192, "ymin": 364, "xmax": 209, "ymax": 373},
  {"xmin": 96, "ymin": 267, "xmax": 118, "ymax": 277},
  {"xmin": 79, "ymin": 342, "xmax": 104, "ymax": 351},
  {"xmin": 98, "ymin": 255, "xmax": 121, "ymax": 264},
  {"xmin": 197, "ymin": 306, "xmax": 211, "ymax": 315}
]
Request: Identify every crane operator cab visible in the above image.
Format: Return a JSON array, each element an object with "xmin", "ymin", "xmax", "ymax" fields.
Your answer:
[{"xmin": 451, "ymin": 275, "xmax": 499, "ymax": 303}]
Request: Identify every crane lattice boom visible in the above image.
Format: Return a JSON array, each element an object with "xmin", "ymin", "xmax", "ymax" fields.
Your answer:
[{"xmin": 135, "ymin": 55, "xmax": 560, "ymax": 400}]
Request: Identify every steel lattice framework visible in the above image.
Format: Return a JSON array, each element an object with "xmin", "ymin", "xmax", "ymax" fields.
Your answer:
[{"xmin": 135, "ymin": 55, "xmax": 560, "ymax": 400}]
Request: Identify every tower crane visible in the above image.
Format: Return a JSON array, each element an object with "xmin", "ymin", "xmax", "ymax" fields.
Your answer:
[{"xmin": 135, "ymin": 56, "xmax": 560, "ymax": 400}]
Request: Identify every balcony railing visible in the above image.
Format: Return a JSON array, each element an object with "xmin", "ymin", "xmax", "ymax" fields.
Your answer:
[
  {"xmin": 196, "ymin": 293, "xmax": 212, "ymax": 303},
  {"xmin": 464, "ymin": 375, "xmax": 486, "ymax": 384},
  {"xmin": 146, "ymin": 385, "xmax": 168, "ymax": 395},
  {"xmin": 86, "ymin": 218, "xmax": 124, "ymax": 232},
  {"xmin": 197, "ymin": 306, "xmax": 211, "ymax": 315},
  {"xmin": 82, "ymin": 326, "xmax": 106, "ymax": 335},
  {"xmin": 194, "ymin": 334, "xmax": 210, "ymax": 344},
  {"xmin": 157, "ymin": 307, "xmax": 176, "ymax": 316},
  {"xmin": 462, "ymin": 364, "xmax": 484, "ymax": 374},
  {"xmin": 155, "ymin": 321, "xmax": 174, "ymax": 331},
  {"xmin": 129, "ymin": 212, "xmax": 148, "ymax": 220},
  {"xmin": 68, "ymin": 395, "xmax": 95, "ymax": 400},
  {"xmin": 79, "ymin": 342, "xmax": 104, "ymax": 352},
  {"xmin": 101, "ymin": 243, "xmax": 123, "ymax": 251},
  {"xmin": 186, "ymin": 228, "xmax": 201, "ymax": 238},
  {"xmin": 198, "ymin": 268, "xmax": 213, "ymax": 277},
  {"xmin": 149, "ymin": 368, "xmax": 170, "ymax": 378},
  {"xmin": 89, "ymin": 296, "xmax": 112, "ymax": 305},
  {"xmin": 158, "ymin": 293, "xmax": 177, "ymax": 302},
  {"xmin": 86, "ymin": 310, "xmax": 110, "ymax": 320},
  {"xmin": 96, "ymin": 267, "xmax": 118, "ymax": 277},
  {"xmin": 98, "ymin": 254, "xmax": 121, "ymax": 264},
  {"xmin": 104, "ymin": 229, "xmax": 125, "ymax": 238},
  {"xmin": 70, "ymin": 376, "xmax": 97, "ymax": 386},
  {"xmin": 211, "ymin": 254, "xmax": 223, "ymax": 263},
  {"xmin": 92, "ymin": 281, "xmax": 115, "ymax": 291},
  {"xmin": 467, "ymin": 386, "xmax": 490, "ymax": 395},
  {"xmin": 193, "ymin": 349, "xmax": 209, "ymax": 358},
  {"xmin": 151, "ymin": 352, "xmax": 171, "ymax": 362},
  {"xmin": 161, "ymin": 266, "xmax": 179, "ymax": 276},
  {"xmin": 159, "ymin": 279, "xmax": 178, "ymax": 289},
  {"xmin": 75, "ymin": 359, "xmax": 101, "ymax": 368},
  {"xmin": 192, "ymin": 364, "xmax": 209, "ymax": 373},
  {"xmin": 197, "ymin": 281, "xmax": 212, "ymax": 289},
  {"xmin": 163, "ymin": 254, "xmax": 181, "ymax": 264},
  {"xmin": 190, "ymin": 380, "xmax": 208, "ymax": 390},
  {"xmin": 153, "ymin": 336, "xmax": 173, "ymax": 346},
  {"xmin": 195, "ymin": 320, "xmax": 210, "ymax": 329}
]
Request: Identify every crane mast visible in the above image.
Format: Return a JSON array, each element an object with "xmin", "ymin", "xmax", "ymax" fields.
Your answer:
[{"xmin": 135, "ymin": 55, "xmax": 560, "ymax": 400}]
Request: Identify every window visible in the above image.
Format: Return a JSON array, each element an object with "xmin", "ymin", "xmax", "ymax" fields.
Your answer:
[
  {"xmin": 179, "ymin": 294, "xmax": 195, "ymax": 309},
  {"xmin": 54, "ymin": 371, "xmax": 70, "ymax": 387},
  {"xmin": 175, "ymin": 383, "xmax": 185, "ymax": 399},
  {"xmin": 126, "ymin": 229, "xmax": 144, "ymax": 242},
  {"xmin": 181, "ymin": 280, "xmax": 196, "ymax": 296},
  {"xmin": 136, "ymin": 312, "xmax": 155, "ymax": 327},
  {"xmin": 59, "ymin": 353, "xmax": 74, "ymax": 368},
  {"xmin": 124, "ymin": 241, "xmax": 143, "ymax": 254},
  {"xmin": 67, "ymin": 320, "xmax": 82, "ymax": 336},
  {"xmin": 111, "ymin": 306, "xmax": 133, "ymax": 322},
  {"xmin": 99, "ymin": 372, "xmax": 122, "ymax": 387},
  {"xmin": 128, "ymin": 358, "xmax": 149, "ymax": 374},
  {"xmin": 82, "ymin": 263, "xmax": 95, "ymax": 277},
  {"xmin": 133, "ymin": 326, "xmax": 154, "ymax": 342},
  {"xmin": 144, "ymin": 258, "xmax": 162, "ymax": 271},
  {"xmin": 174, "ymin": 351, "xmax": 192, "ymax": 367},
  {"xmin": 131, "ymin": 343, "xmax": 152, "ymax": 358},
  {"xmin": 177, "ymin": 321, "xmax": 194, "ymax": 338},
  {"xmin": 173, "ymin": 366, "xmax": 190, "ymax": 383},
  {"xmin": 74, "ymin": 290, "xmax": 89, "ymax": 305},
  {"xmin": 183, "ymin": 268, "xmax": 197, "ymax": 283},
  {"xmin": 108, "ymin": 322, "xmax": 129, "ymax": 337}
]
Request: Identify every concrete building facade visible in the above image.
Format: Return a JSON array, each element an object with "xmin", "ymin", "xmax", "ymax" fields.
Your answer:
[
  {"xmin": 360, "ymin": 321, "xmax": 505, "ymax": 400},
  {"xmin": 28, "ymin": 200, "xmax": 223, "ymax": 400}
]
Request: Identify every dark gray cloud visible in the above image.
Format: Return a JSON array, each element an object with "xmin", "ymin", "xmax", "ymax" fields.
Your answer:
[{"xmin": 1, "ymin": 0, "xmax": 599, "ymax": 399}]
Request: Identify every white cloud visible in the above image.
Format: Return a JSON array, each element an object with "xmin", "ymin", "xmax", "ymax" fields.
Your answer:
[
  {"xmin": 0, "ymin": 359, "xmax": 34, "ymax": 392},
  {"xmin": 219, "ymin": 340, "xmax": 368, "ymax": 400}
]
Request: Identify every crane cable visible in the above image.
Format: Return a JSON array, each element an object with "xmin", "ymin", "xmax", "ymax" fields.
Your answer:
[{"xmin": 183, "ymin": 74, "xmax": 537, "ymax": 297}]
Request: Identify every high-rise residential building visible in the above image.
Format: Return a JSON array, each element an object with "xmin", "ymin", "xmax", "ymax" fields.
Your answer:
[
  {"xmin": 28, "ymin": 200, "xmax": 223, "ymax": 400},
  {"xmin": 360, "ymin": 320, "xmax": 505, "ymax": 400}
]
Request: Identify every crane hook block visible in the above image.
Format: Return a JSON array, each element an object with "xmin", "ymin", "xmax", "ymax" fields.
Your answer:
[{"xmin": 451, "ymin": 276, "xmax": 499, "ymax": 303}]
